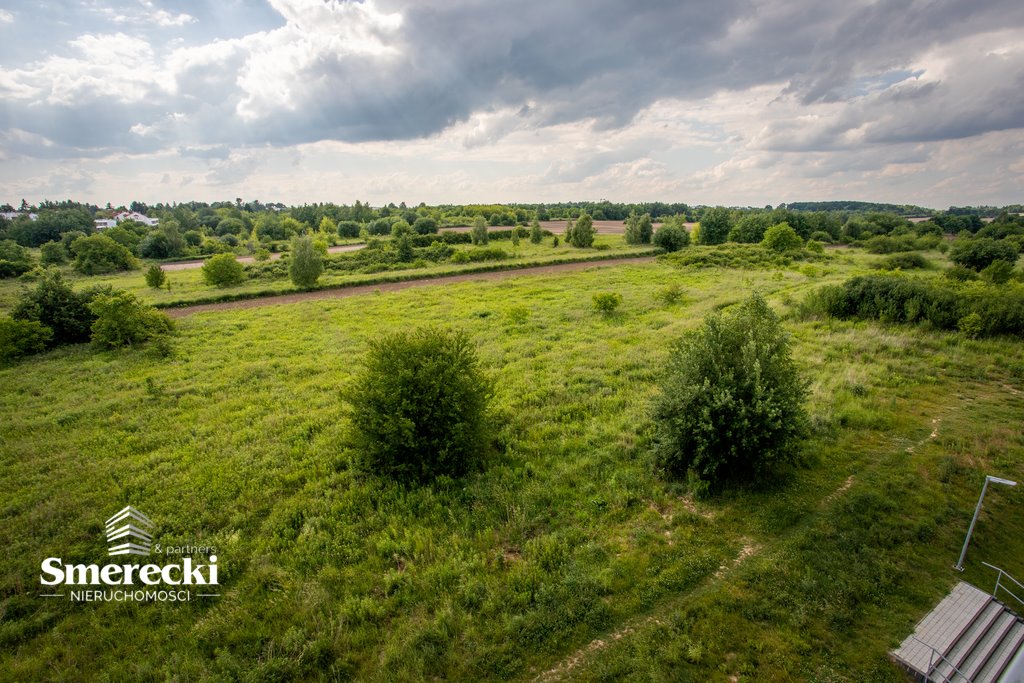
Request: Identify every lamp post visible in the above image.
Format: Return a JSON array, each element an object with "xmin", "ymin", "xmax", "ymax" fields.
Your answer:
[{"xmin": 955, "ymin": 475, "xmax": 1017, "ymax": 572}]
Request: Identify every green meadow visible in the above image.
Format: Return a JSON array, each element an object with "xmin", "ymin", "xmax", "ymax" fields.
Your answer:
[
  {"xmin": 0, "ymin": 234, "xmax": 655, "ymax": 312},
  {"xmin": 2, "ymin": 247, "xmax": 1022, "ymax": 681}
]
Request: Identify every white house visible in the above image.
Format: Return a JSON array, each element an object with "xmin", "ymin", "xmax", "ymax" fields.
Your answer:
[
  {"xmin": 95, "ymin": 211, "xmax": 159, "ymax": 230},
  {"xmin": 1, "ymin": 212, "xmax": 38, "ymax": 221}
]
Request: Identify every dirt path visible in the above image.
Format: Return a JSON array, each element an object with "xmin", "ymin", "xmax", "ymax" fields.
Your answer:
[
  {"xmin": 160, "ymin": 243, "xmax": 365, "ymax": 271},
  {"xmin": 164, "ymin": 256, "xmax": 656, "ymax": 318}
]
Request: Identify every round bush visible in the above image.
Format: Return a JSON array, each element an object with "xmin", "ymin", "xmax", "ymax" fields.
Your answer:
[
  {"xmin": 653, "ymin": 224, "xmax": 690, "ymax": 252},
  {"xmin": 289, "ymin": 235, "xmax": 324, "ymax": 288},
  {"xmin": 652, "ymin": 293, "xmax": 808, "ymax": 490},
  {"xmin": 346, "ymin": 327, "xmax": 492, "ymax": 482},
  {"xmin": 201, "ymin": 253, "xmax": 246, "ymax": 287},
  {"xmin": 949, "ymin": 237, "xmax": 1018, "ymax": 271},
  {"xmin": 761, "ymin": 222, "xmax": 803, "ymax": 253},
  {"xmin": 145, "ymin": 264, "xmax": 166, "ymax": 288}
]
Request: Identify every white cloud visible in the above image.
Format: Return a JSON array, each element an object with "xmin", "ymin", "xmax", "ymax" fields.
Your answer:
[{"xmin": 0, "ymin": 9, "xmax": 14, "ymax": 23}]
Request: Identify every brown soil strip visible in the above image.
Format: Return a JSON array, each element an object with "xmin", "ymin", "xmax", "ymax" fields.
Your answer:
[{"xmin": 165, "ymin": 256, "xmax": 655, "ymax": 318}]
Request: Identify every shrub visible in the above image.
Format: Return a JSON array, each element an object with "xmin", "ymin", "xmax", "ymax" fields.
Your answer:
[
  {"xmin": 655, "ymin": 283, "xmax": 684, "ymax": 305},
  {"xmin": 346, "ymin": 328, "xmax": 493, "ymax": 482},
  {"xmin": 809, "ymin": 230, "xmax": 833, "ymax": 244},
  {"xmin": 395, "ymin": 234, "xmax": 414, "ymax": 262},
  {"xmin": 530, "ymin": 218, "xmax": 543, "ymax": 244},
  {"xmin": 0, "ymin": 239, "xmax": 34, "ymax": 278},
  {"xmin": 254, "ymin": 248, "xmax": 271, "ymax": 262},
  {"xmin": 412, "ymin": 217, "xmax": 438, "ymax": 235},
  {"xmin": 39, "ymin": 241, "xmax": 67, "ymax": 265},
  {"xmin": 728, "ymin": 213, "xmax": 772, "ymax": 244},
  {"xmin": 568, "ymin": 213, "xmax": 595, "ymax": 248},
  {"xmin": 624, "ymin": 212, "xmax": 653, "ymax": 245},
  {"xmin": 202, "ymin": 253, "xmax": 246, "ymax": 287},
  {"xmin": 471, "ymin": 215, "xmax": 489, "ymax": 246},
  {"xmin": 980, "ymin": 259, "xmax": 1015, "ymax": 285},
  {"xmin": 0, "ymin": 318, "xmax": 52, "ymax": 361},
  {"xmin": 88, "ymin": 291, "xmax": 174, "ymax": 349},
  {"xmin": 551, "ymin": 236, "xmax": 559, "ymax": 247},
  {"xmin": 874, "ymin": 253, "xmax": 930, "ymax": 270},
  {"xmin": 949, "ymin": 237, "xmax": 1018, "ymax": 271},
  {"xmin": 696, "ymin": 207, "xmax": 732, "ymax": 245},
  {"xmin": 391, "ymin": 220, "xmax": 413, "ymax": 239},
  {"xmin": 10, "ymin": 270, "xmax": 110, "ymax": 345},
  {"xmin": 336, "ymin": 220, "xmax": 362, "ymax": 238},
  {"xmin": 653, "ymin": 224, "xmax": 690, "ymax": 252},
  {"xmin": 653, "ymin": 293, "xmax": 807, "ymax": 489},
  {"xmin": 289, "ymin": 235, "xmax": 324, "ymax": 288},
  {"xmin": 863, "ymin": 235, "xmax": 917, "ymax": 254},
  {"xmin": 761, "ymin": 222, "xmax": 803, "ymax": 253},
  {"xmin": 71, "ymin": 234, "xmax": 137, "ymax": 274},
  {"xmin": 592, "ymin": 292, "xmax": 622, "ymax": 314},
  {"xmin": 945, "ymin": 265, "xmax": 978, "ymax": 282},
  {"xmin": 145, "ymin": 264, "xmax": 167, "ymax": 288},
  {"xmin": 958, "ymin": 312, "xmax": 983, "ymax": 339},
  {"xmin": 805, "ymin": 240, "xmax": 825, "ymax": 254}
]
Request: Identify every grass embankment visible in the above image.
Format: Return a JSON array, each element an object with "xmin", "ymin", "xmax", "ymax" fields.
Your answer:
[
  {"xmin": 1, "ymin": 250, "xmax": 1022, "ymax": 681},
  {"xmin": 0, "ymin": 235, "xmax": 654, "ymax": 312}
]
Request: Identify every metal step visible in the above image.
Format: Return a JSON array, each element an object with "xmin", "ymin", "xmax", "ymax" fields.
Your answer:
[
  {"xmin": 976, "ymin": 620, "xmax": 1024, "ymax": 682},
  {"xmin": 961, "ymin": 612, "xmax": 1020, "ymax": 681},
  {"xmin": 932, "ymin": 602, "xmax": 1005, "ymax": 681}
]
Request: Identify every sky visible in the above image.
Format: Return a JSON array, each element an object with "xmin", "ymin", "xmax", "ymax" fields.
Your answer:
[{"xmin": 0, "ymin": 0, "xmax": 1022, "ymax": 209}]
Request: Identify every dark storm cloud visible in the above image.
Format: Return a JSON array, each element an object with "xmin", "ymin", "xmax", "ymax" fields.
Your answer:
[{"xmin": 2, "ymin": 0, "xmax": 1024, "ymax": 158}]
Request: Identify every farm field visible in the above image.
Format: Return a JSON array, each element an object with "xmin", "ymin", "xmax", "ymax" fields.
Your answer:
[{"xmin": 2, "ymin": 247, "xmax": 1023, "ymax": 681}]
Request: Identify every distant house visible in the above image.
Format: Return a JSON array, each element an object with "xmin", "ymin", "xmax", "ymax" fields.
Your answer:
[
  {"xmin": 94, "ymin": 211, "xmax": 159, "ymax": 230},
  {"xmin": 1, "ymin": 212, "xmax": 38, "ymax": 221}
]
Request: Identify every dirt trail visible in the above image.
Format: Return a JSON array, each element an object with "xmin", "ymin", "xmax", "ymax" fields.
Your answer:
[{"xmin": 164, "ymin": 256, "xmax": 655, "ymax": 318}]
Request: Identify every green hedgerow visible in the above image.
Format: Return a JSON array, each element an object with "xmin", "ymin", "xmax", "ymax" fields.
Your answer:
[
  {"xmin": 652, "ymin": 293, "xmax": 808, "ymax": 490},
  {"xmin": 345, "ymin": 327, "xmax": 493, "ymax": 482}
]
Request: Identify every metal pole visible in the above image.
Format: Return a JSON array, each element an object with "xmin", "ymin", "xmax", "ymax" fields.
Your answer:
[{"xmin": 956, "ymin": 478, "xmax": 990, "ymax": 572}]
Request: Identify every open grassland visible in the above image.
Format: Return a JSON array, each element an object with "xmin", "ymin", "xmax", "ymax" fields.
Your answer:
[
  {"xmin": 0, "ymin": 234, "xmax": 652, "ymax": 312},
  {"xmin": 1, "ymin": 248, "xmax": 1023, "ymax": 681}
]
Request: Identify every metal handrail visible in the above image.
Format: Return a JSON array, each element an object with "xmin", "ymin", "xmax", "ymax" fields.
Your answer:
[
  {"xmin": 911, "ymin": 635, "xmax": 972, "ymax": 682},
  {"xmin": 981, "ymin": 562, "xmax": 1024, "ymax": 610}
]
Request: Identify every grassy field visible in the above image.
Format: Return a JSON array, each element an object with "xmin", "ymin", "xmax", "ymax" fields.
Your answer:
[
  {"xmin": 0, "ymin": 234, "xmax": 653, "ymax": 312},
  {"xmin": 1, "ymin": 247, "xmax": 1022, "ymax": 681}
]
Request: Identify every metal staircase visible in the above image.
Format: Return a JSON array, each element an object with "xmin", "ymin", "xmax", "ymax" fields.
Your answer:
[{"xmin": 891, "ymin": 565, "xmax": 1024, "ymax": 682}]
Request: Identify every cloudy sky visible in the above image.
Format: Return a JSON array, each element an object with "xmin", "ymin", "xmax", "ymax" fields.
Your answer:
[{"xmin": 1, "ymin": 0, "xmax": 1022, "ymax": 208}]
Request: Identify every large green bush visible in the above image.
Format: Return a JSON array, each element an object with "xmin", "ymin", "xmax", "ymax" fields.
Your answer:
[
  {"xmin": 653, "ymin": 223, "xmax": 690, "ymax": 252},
  {"xmin": 289, "ymin": 235, "xmax": 324, "ymax": 288},
  {"xmin": 0, "ymin": 239, "xmax": 34, "ymax": 278},
  {"xmin": 652, "ymin": 294, "xmax": 807, "ymax": 490},
  {"xmin": 0, "ymin": 318, "xmax": 52, "ymax": 361},
  {"xmin": 88, "ymin": 291, "xmax": 174, "ymax": 349},
  {"xmin": 761, "ymin": 222, "xmax": 803, "ymax": 253},
  {"xmin": 567, "ymin": 213, "xmax": 595, "ymax": 248},
  {"xmin": 695, "ymin": 207, "xmax": 732, "ymax": 245},
  {"xmin": 202, "ymin": 253, "xmax": 246, "ymax": 287},
  {"xmin": 39, "ymin": 241, "xmax": 68, "ymax": 265},
  {"xmin": 949, "ymin": 237, "xmax": 1018, "ymax": 271},
  {"xmin": 71, "ymin": 234, "xmax": 137, "ymax": 274},
  {"xmin": 10, "ymin": 270, "xmax": 107, "ymax": 345},
  {"xmin": 346, "ymin": 327, "xmax": 492, "ymax": 482}
]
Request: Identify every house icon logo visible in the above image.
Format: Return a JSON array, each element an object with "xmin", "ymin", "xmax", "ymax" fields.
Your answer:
[{"xmin": 104, "ymin": 506, "xmax": 155, "ymax": 556}]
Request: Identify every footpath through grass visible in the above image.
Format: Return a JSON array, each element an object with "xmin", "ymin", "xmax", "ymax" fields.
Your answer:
[{"xmin": 1, "ymin": 250, "xmax": 1022, "ymax": 681}]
